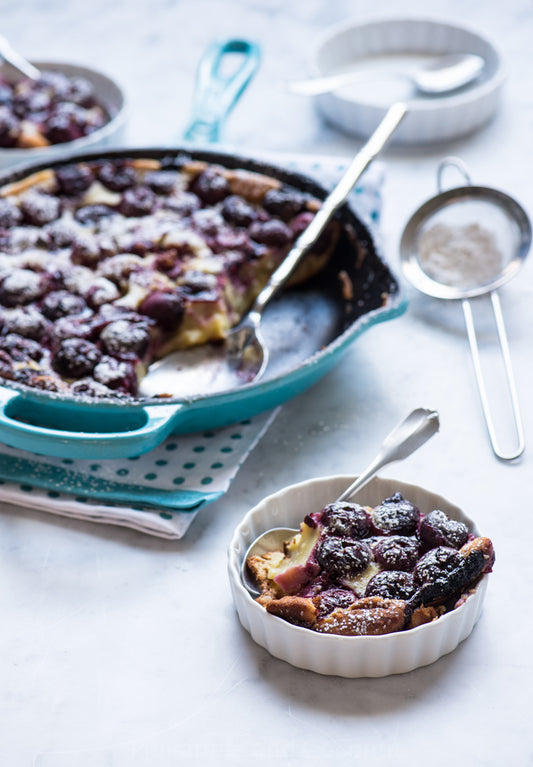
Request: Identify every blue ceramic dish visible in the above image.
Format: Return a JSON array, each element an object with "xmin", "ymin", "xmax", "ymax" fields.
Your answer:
[{"xmin": 0, "ymin": 147, "xmax": 407, "ymax": 458}]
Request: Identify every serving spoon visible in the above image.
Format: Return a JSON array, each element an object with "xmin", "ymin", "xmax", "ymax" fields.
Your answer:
[
  {"xmin": 140, "ymin": 102, "xmax": 407, "ymax": 398},
  {"xmin": 0, "ymin": 34, "xmax": 40, "ymax": 81},
  {"xmin": 141, "ymin": 52, "xmax": 486, "ymax": 399},
  {"xmin": 241, "ymin": 407, "xmax": 440, "ymax": 596},
  {"xmin": 288, "ymin": 53, "xmax": 484, "ymax": 97}
]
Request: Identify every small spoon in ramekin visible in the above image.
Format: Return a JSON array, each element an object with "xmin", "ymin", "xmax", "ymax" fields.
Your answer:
[{"xmin": 241, "ymin": 407, "xmax": 440, "ymax": 596}]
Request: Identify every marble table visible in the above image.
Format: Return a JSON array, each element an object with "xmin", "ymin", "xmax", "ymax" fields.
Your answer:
[{"xmin": 1, "ymin": 0, "xmax": 532, "ymax": 764}]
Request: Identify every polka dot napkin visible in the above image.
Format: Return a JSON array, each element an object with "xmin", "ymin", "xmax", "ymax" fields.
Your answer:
[
  {"xmin": 0, "ymin": 154, "xmax": 383, "ymax": 538},
  {"xmin": 0, "ymin": 410, "xmax": 278, "ymax": 538}
]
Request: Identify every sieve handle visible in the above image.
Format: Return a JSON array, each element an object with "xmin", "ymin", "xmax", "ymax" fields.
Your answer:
[
  {"xmin": 437, "ymin": 156, "xmax": 473, "ymax": 191},
  {"xmin": 462, "ymin": 292, "xmax": 525, "ymax": 461}
]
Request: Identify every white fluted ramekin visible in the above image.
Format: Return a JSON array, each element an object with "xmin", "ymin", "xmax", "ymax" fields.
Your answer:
[
  {"xmin": 228, "ymin": 475, "xmax": 490, "ymax": 677},
  {"xmin": 310, "ymin": 17, "xmax": 504, "ymax": 144},
  {"xmin": 0, "ymin": 61, "xmax": 127, "ymax": 169}
]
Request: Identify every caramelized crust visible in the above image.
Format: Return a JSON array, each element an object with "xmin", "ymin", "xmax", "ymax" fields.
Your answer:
[
  {"xmin": 265, "ymin": 595, "xmax": 318, "ymax": 628},
  {"xmin": 315, "ymin": 597, "xmax": 408, "ymax": 636}
]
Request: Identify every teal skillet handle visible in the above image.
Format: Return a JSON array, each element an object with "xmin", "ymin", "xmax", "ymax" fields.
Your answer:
[
  {"xmin": 0, "ymin": 387, "xmax": 185, "ymax": 460},
  {"xmin": 183, "ymin": 39, "xmax": 261, "ymax": 144}
]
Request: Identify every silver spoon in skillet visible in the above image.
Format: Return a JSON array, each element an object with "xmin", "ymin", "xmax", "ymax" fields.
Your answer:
[
  {"xmin": 140, "ymin": 102, "xmax": 407, "ymax": 399},
  {"xmin": 241, "ymin": 407, "xmax": 440, "ymax": 597},
  {"xmin": 141, "ymin": 51, "xmax": 486, "ymax": 399},
  {"xmin": 288, "ymin": 53, "xmax": 485, "ymax": 97}
]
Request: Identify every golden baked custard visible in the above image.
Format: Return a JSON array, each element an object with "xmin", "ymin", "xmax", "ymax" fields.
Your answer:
[
  {"xmin": 0, "ymin": 156, "xmax": 339, "ymax": 398},
  {"xmin": 246, "ymin": 493, "xmax": 494, "ymax": 636}
]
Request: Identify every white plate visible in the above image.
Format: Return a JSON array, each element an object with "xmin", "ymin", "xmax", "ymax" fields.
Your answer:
[
  {"xmin": 228, "ymin": 475, "xmax": 491, "ymax": 677},
  {"xmin": 0, "ymin": 60, "xmax": 127, "ymax": 169},
  {"xmin": 310, "ymin": 17, "xmax": 505, "ymax": 144}
]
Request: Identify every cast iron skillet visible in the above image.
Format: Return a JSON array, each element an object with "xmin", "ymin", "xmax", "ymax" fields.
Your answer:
[{"xmin": 0, "ymin": 147, "xmax": 406, "ymax": 458}]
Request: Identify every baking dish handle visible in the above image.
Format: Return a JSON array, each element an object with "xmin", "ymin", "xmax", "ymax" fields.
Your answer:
[
  {"xmin": 183, "ymin": 38, "xmax": 261, "ymax": 143},
  {"xmin": 0, "ymin": 388, "xmax": 185, "ymax": 459}
]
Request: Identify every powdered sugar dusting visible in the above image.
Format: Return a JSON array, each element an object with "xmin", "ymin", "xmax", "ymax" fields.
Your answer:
[{"xmin": 418, "ymin": 222, "xmax": 504, "ymax": 288}]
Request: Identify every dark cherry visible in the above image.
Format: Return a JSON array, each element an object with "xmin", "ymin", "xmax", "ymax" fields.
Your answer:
[
  {"xmin": 248, "ymin": 219, "xmax": 292, "ymax": 247},
  {"xmin": 191, "ymin": 208, "xmax": 224, "ymax": 236},
  {"xmin": 372, "ymin": 536, "xmax": 420, "ymax": 571},
  {"xmin": 55, "ymin": 164, "xmax": 94, "ymax": 196},
  {"xmin": 321, "ymin": 502, "xmax": 372, "ymax": 538},
  {"xmin": 296, "ymin": 571, "xmax": 333, "ymax": 597},
  {"xmin": 290, "ymin": 211, "xmax": 314, "ymax": 237},
  {"xmin": 0, "ymin": 227, "xmax": 40, "ymax": 254},
  {"xmin": 144, "ymin": 170, "xmax": 179, "ymax": 195},
  {"xmin": 67, "ymin": 77, "xmax": 95, "ymax": 107},
  {"xmin": 99, "ymin": 319, "xmax": 151, "ymax": 358},
  {"xmin": 221, "ymin": 195, "xmax": 256, "ymax": 227},
  {"xmin": 411, "ymin": 546, "xmax": 484, "ymax": 608},
  {"xmin": 39, "ymin": 71, "xmax": 72, "ymax": 99},
  {"xmin": 0, "ymin": 198, "xmax": 22, "ymax": 228},
  {"xmin": 44, "ymin": 106, "xmax": 86, "ymax": 144},
  {"xmin": 98, "ymin": 254, "xmax": 143, "ymax": 286},
  {"xmin": 70, "ymin": 378, "xmax": 124, "ymax": 399},
  {"xmin": 0, "ymin": 333, "xmax": 43, "ymax": 362},
  {"xmin": 138, "ymin": 290, "xmax": 185, "ymax": 330},
  {"xmin": 365, "ymin": 571, "xmax": 416, "ymax": 601},
  {"xmin": 0, "ymin": 107, "xmax": 20, "ymax": 147},
  {"xmin": 413, "ymin": 547, "xmax": 462, "ymax": 588},
  {"xmin": 75, "ymin": 204, "xmax": 115, "ymax": 225},
  {"xmin": 52, "ymin": 337, "xmax": 102, "ymax": 378},
  {"xmin": 20, "ymin": 91, "xmax": 51, "ymax": 118},
  {"xmin": 93, "ymin": 356, "xmax": 137, "ymax": 393},
  {"xmin": 316, "ymin": 588, "xmax": 357, "ymax": 616},
  {"xmin": 44, "ymin": 219, "xmax": 82, "ymax": 249},
  {"xmin": 163, "ymin": 192, "xmax": 201, "ymax": 216},
  {"xmin": 419, "ymin": 510, "xmax": 469, "ymax": 550},
  {"xmin": 70, "ymin": 234, "xmax": 101, "ymax": 266},
  {"xmin": 119, "ymin": 187, "xmax": 156, "ymax": 217},
  {"xmin": 190, "ymin": 169, "xmax": 230, "ymax": 205},
  {"xmin": 85, "ymin": 277, "xmax": 120, "ymax": 308},
  {"xmin": 0, "ymin": 269, "xmax": 45, "ymax": 306},
  {"xmin": 20, "ymin": 191, "xmax": 61, "ymax": 226},
  {"xmin": 315, "ymin": 537, "xmax": 372, "ymax": 580},
  {"xmin": 8, "ymin": 307, "xmax": 49, "ymax": 340},
  {"xmin": 372, "ymin": 492, "xmax": 420, "ymax": 535},
  {"xmin": 180, "ymin": 271, "xmax": 218, "ymax": 302},
  {"xmin": 48, "ymin": 316, "xmax": 93, "ymax": 343},
  {"xmin": 41, "ymin": 290, "xmax": 87, "ymax": 321},
  {"xmin": 97, "ymin": 162, "xmax": 137, "ymax": 192},
  {"xmin": 263, "ymin": 187, "xmax": 306, "ymax": 221},
  {"xmin": 0, "ymin": 349, "xmax": 14, "ymax": 379},
  {"xmin": 210, "ymin": 228, "xmax": 249, "ymax": 254}
]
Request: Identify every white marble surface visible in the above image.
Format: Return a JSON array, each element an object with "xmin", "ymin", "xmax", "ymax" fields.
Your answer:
[{"xmin": 1, "ymin": 0, "xmax": 533, "ymax": 764}]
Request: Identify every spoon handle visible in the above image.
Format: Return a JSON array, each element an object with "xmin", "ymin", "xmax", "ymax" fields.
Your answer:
[
  {"xmin": 289, "ymin": 70, "xmax": 407, "ymax": 95},
  {"xmin": 336, "ymin": 408, "xmax": 440, "ymax": 502},
  {"xmin": 0, "ymin": 34, "xmax": 40, "ymax": 81},
  {"xmin": 249, "ymin": 101, "xmax": 407, "ymax": 318},
  {"xmin": 182, "ymin": 39, "xmax": 261, "ymax": 144}
]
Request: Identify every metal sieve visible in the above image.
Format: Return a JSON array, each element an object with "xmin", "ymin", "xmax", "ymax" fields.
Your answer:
[{"xmin": 400, "ymin": 157, "xmax": 531, "ymax": 461}]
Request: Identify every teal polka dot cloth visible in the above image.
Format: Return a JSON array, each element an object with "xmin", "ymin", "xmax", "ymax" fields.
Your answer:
[
  {"xmin": 0, "ymin": 154, "xmax": 383, "ymax": 539},
  {"xmin": 0, "ymin": 409, "xmax": 278, "ymax": 538}
]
